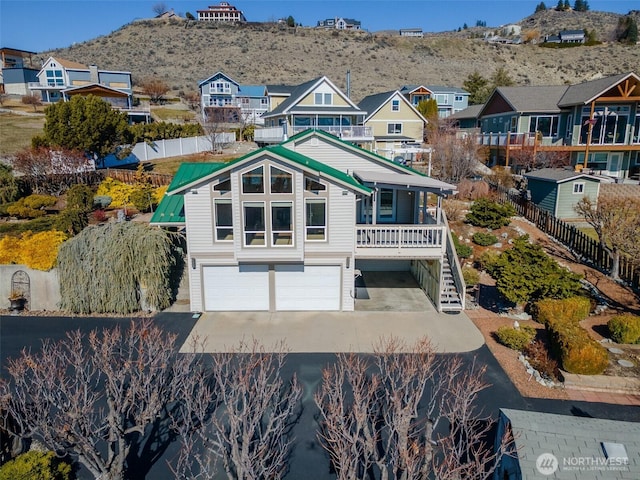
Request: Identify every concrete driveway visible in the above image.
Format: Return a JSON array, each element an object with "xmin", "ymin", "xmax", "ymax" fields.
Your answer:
[
  {"xmin": 180, "ymin": 309, "xmax": 484, "ymax": 353},
  {"xmin": 180, "ymin": 271, "xmax": 484, "ymax": 354}
]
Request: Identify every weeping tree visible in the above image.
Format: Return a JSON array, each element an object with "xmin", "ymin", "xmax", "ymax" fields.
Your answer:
[{"xmin": 57, "ymin": 222, "xmax": 182, "ymax": 313}]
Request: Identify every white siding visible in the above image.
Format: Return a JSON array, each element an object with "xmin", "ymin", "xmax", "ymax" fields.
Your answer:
[{"xmin": 287, "ymin": 137, "xmax": 406, "ymax": 175}]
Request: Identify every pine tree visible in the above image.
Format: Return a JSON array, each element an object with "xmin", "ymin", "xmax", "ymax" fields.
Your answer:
[
  {"xmin": 535, "ymin": 2, "xmax": 547, "ymax": 13},
  {"xmin": 556, "ymin": 0, "xmax": 564, "ymax": 10},
  {"xmin": 463, "ymin": 71, "xmax": 490, "ymax": 105},
  {"xmin": 563, "ymin": 0, "xmax": 570, "ymax": 9}
]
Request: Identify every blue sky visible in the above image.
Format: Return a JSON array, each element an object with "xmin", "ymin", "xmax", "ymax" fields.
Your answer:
[{"xmin": 1, "ymin": 0, "xmax": 637, "ymax": 53}]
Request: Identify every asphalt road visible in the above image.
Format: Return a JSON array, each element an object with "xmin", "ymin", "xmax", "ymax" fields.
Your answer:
[{"xmin": 2, "ymin": 312, "xmax": 639, "ymax": 479}]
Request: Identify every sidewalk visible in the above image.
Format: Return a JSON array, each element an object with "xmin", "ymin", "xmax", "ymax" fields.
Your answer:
[{"xmin": 179, "ymin": 310, "xmax": 485, "ymax": 354}]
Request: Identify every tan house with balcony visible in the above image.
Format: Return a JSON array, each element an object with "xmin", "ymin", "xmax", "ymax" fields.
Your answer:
[
  {"xmin": 358, "ymin": 90, "xmax": 427, "ymax": 158},
  {"xmin": 151, "ymin": 129, "xmax": 464, "ymax": 313},
  {"xmin": 255, "ymin": 76, "xmax": 373, "ymax": 146}
]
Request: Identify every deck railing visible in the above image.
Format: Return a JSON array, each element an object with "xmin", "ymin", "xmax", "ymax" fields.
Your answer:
[{"xmin": 355, "ymin": 224, "xmax": 445, "ymax": 249}]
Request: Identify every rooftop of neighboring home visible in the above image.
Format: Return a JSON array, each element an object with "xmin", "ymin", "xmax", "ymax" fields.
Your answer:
[
  {"xmin": 524, "ymin": 167, "xmax": 604, "ymax": 183},
  {"xmin": 500, "ymin": 408, "xmax": 640, "ymax": 480}
]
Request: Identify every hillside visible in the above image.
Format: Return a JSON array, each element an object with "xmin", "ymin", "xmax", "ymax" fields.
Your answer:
[{"xmin": 42, "ymin": 9, "xmax": 640, "ymax": 102}]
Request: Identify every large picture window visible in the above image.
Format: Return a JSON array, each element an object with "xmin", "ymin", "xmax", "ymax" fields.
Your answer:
[
  {"xmin": 243, "ymin": 202, "xmax": 265, "ymax": 246},
  {"xmin": 387, "ymin": 123, "xmax": 402, "ymax": 134},
  {"xmin": 305, "ymin": 199, "xmax": 326, "ymax": 241},
  {"xmin": 271, "ymin": 202, "xmax": 293, "ymax": 246},
  {"xmin": 214, "ymin": 200, "xmax": 233, "ymax": 241},
  {"xmin": 529, "ymin": 115, "xmax": 558, "ymax": 138},
  {"xmin": 242, "ymin": 166, "xmax": 264, "ymax": 194},
  {"xmin": 580, "ymin": 106, "xmax": 629, "ymax": 145}
]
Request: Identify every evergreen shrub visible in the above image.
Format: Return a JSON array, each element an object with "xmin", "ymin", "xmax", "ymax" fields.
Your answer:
[
  {"xmin": 495, "ymin": 325, "xmax": 536, "ymax": 351},
  {"xmin": 0, "ymin": 450, "xmax": 73, "ymax": 480},
  {"xmin": 472, "ymin": 232, "xmax": 498, "ymax": 246},
  {"xmin": 465, "ymin": 197, "xmax": 515, "ymax": 229},
  {"xmin": 531, "ymin": 296, "xmax": 591, "ymax": 327},
  {"xmin": 607, "ymin": 314, "xmax": 640, "ymax": 344}
]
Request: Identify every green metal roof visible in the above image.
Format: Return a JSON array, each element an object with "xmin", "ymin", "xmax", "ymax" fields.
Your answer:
[
  {"xmin": 265, "ymin": 145, "xmax": 371, "ymax": 194},
  {"xmin": 167, "ymin": 161, "xmax": 233, "ymax": 193},
  {"xmin": 283, "ymin": 129, "xmax": 428, "ymax": 177},
  {"xmin": 167, "ymin": 145, "xmax": 371, "ymax": 195},
  {"xmin": 150, "ymin": 194, "xmax": 185, "ymax": 225}
]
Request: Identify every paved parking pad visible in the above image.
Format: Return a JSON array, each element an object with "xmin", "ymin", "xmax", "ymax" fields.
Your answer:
[{"xmin": 180, "ymin": 310, "xmax": 485, "ymax": 354}]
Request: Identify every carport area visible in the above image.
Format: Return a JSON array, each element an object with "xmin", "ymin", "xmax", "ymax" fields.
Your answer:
[{"xmin": 355, "ymin": 271, "xmax": 434, "ymax": 312}]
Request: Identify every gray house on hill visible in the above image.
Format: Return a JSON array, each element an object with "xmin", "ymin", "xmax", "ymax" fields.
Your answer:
[{"xmin": 524, "ymin": 168, "xmax": 603, "ymax": 220}]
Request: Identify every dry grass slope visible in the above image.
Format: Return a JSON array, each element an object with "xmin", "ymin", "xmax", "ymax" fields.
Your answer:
[{"xmin": 39, "ymin": 9, "xmax": 640, "ymax": 102}]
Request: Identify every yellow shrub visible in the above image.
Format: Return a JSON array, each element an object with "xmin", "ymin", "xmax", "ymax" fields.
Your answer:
[
  {"xmin": 154, "ymin": 185, "xmax": 168, "ymax": 204},
  {"xmin": 97, "ymin": 177, "xmax": 137, "ymax": 208},
  {"xmin": 0, "ymin": 236, "xmax": 21, "ymax": 264},
  {"xmin": 0, "ymin": 231, "xmax": 67, "ymax": 271},
  {"xmin": 533, "ymin": 297, "xmax": 592, "ymax": 326}
]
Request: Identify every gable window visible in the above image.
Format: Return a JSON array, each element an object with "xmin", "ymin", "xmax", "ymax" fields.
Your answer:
[
  {"xmin": 305, "ymin": 199, "xmax": 327, "ymax": 241},
  {"xmin": 243, "ymin": 202, "xmax": 265, "ymax": 246},
  {"xmin": 270, "ymin": 166, "xmax": 292, "ymax": 193},
  {"xmin": 391, "ymin": 99, "xmax": 400, "ymax": 111},
  {"xmin": 387, "ymin": 123, "xmax": 402, "ymax": 134},
  {"xmin": 242, "ymin": 166, "xmax": 264, "ymax": 193},
  {"xmin": 211, "ymin": 81, "xmax": 231, "ymax": 94},
  {"xmin": 314, "ymin": 92, "xmax": 332, "ymax": 105},
  {"xmin": 271, "ymin": 202, "xmax": 293, "ymax": 246},
  {"xmin": 214, "ymin": 177, "xmax": 231, "ymax": 192},
  {"xmin": 305, "ymin": 176, "xmax": 326, "ymax": 192},
  {"xmin": 573, "ymin": 182, "xmax": 585, "ymax": 194},
  {"xmin": 46, "ymin": 69, "xmax": 64, "ymax": 86},
  {"xmin": 214, "ymin": 200, "xmax": 233, "ymax": 241}
]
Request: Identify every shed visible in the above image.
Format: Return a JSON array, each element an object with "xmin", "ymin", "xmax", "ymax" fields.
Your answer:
[
  {"xmin": 494, "ymin": 408, "xmax": 640, "ymax": 480},
  {"xmin": 523, "ymin": 168, "xmax": 603, "ymax": 220}
]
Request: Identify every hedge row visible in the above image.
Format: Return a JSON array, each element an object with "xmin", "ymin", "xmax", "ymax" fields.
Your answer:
[{"xmin": 535, "ymin": 297, "xmax": 608, "ymax": 375}]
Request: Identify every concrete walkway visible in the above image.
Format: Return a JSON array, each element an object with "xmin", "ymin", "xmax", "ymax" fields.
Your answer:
[{"xmin": 179, "ymin": 310, "xmax": 485, "ymax": 354}]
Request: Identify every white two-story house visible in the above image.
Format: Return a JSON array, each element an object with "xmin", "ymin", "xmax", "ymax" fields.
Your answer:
[{"xmin": 151, "ymin": 129, "xmax": 465, "ymax": 313}]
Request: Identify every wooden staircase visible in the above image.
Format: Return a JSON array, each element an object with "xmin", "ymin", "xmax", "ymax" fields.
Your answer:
[{"xmin": 440, "ymin": 253, "xmax": 464, "ymax": 312}]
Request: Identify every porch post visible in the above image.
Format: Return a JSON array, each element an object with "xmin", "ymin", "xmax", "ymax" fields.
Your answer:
[
  {"xmin": 436, "ymin": 195, "xmax": 442, "ymax": 224},
  {"xmin": 371, "ymin": 188, "xmax": 378, "ymax": 225},
  {"xmin": 421, "ymin": 191, "xmax": 427, "ymax": 224}
]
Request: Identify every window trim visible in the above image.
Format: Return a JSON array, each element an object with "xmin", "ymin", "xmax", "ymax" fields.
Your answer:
[
  {"xmin": 391, "ymin": 99, "xmax": 400, "ymax": 111},
  {"xmin": 242, "ymin": 201, "xmax": 266, "ymax": 247},
  {"xmin": 387, "ymin": 123, "xmax": 402, "ymax": 135},
  {"xmin": 214, "ymin": 199, "xmax": 234, "ymax": 242},
  {"xmin": 271, "ymin": 201, "xmax": 294, "ymax": 247},
  {"xmin": 305, "ymin": 198, "xmax": 327, "ymax": 242},
  {"xmin": 241, "ymin": 165, "xmax": 265, "ymax": 194},
  {"xmin": 270, "ymin": 165, "xmax": 293, "ymax": 194},
  {"xmin": 573, "ymin": 182, "xmax": 585, "ymax": 194},
  {"xmin": 305, "ymin": 175, "xmax": 327, "ymax": 192}
]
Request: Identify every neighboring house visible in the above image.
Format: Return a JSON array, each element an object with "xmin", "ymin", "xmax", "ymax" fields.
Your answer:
[
  {"xmin": 28, "ymin": 56, "xmax": 148, "ymax": 122},
  {"xmin": 198, "ymin": 71, "xmax": 268, "ymax": 124},
  {"xmin": 399, "ymin": 84, "xmax": 470, "ymax": 118},
  {"xmin": 544, "ymin": 29, "xmax": 586, "ymax": 43},
  {"xmin": 197, "ymin": 2, "xmax": 246, "ymax": 22},
  {"xmin": 155, "ymin": 9, "xmax": 180, "ymax": 19},
  {"xmin": 523, "ymin": 168, "xmax": 604, "ymax": 220},
  {"xmin": 447, "ymin": 104, "xmax": 483, "ymax": 131},
  {"xmin": 357, "ymin": 90, "xmax": 427, "ymax": 158},
  {"xmin": 494, "ymin": 409, "xmax": 640, "ymax": 480},
  {"xmin": 399, "ymin": 28, "xmax": 423, "ymax": 37},
  {"xmin": 151, "ymin": 129, "xmax": 464, "ymax": 313},
  {"xmin": 317, "ymin": 17, "xmax": 362, "ymax": 30},
  {"xmin": 475, "ymin": 72, "xmax": 640, "ymax": 179},
  {"xmin": 256, "ymin": 76, "xmax": 373, "ymax": 145},
  {"xmin": 0, "ymin": 47, "xmax": 38, "ymax": 95}
]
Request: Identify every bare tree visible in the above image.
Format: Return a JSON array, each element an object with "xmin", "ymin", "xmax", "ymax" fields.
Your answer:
[
  {"xmin": 169, "ymin": 339, "xmax": 302, "ymax": 480},
  {"xmin": 21, "ymin": 93, "xmax": 42, "ymax": 112},
  {"xmin": 152, "ymin": 2, "xmax": 168, "ymax": 15},
  {"xmin": 314, "ymin": 336, "xmax": 509, "ymax": 480},
  {"xmin": 0, "ymin": 320, "xmax": 206, "ymax": 480},
  {"xmin": 10, "ymin": 147, "xmax": 94, "ymax": 194},
  {"xmin": 140, "ymin": 78, "xmax": 170, "ymax": 104},
  {"xmin": 575, "ymin": 195, "xmax": 640, "ymax": 280},
  {"xmin": 181, "ymin": 91, "xmax": 201, "ymax": 112},
  {"xmin": 428, "ymin": 129, "xmax": 486, "ymax": 183}
]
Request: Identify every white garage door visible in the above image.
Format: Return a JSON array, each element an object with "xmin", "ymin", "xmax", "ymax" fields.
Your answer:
[
  {"xmin": 275, "ymin": 265, "xmax": 341, "ymax": 311},
  {"xmin": 203, "ymin": 265, "xmax": 269, "ymax": 311}
]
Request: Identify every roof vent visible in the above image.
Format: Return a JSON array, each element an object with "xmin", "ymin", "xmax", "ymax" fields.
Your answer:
[{"xmin": 601, "ymin": 442, "xmax": 628, "ymax": 462}]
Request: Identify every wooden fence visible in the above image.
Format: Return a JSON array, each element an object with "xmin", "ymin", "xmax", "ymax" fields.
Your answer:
[{"xmin": 492, "ymin": 184, "xmax": 639, "ymax": 291}]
